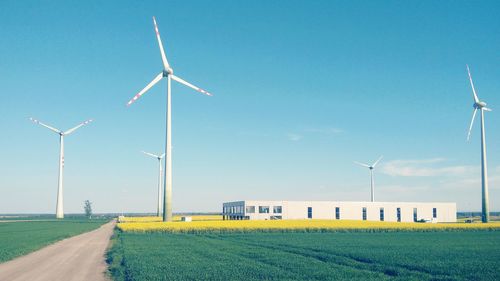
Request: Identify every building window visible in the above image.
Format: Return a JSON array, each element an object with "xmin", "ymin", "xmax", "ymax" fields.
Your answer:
[
  {"xmin": 380, "ymin": 208, "xmax": 384, "ymax": 221},
  {"xmin": 335, "ymin": 207, "xmax": 340, "ymax": 220},
  {"xmin": 307, "ymin": 207, "xmax": 313, "ymax": 219},
  {"xmin": 362, "ymin": 207, "xmax": 367, "ymax": 220},
  {"xmin": 413, "ymin": 208, "xmax": 418, "ymax": 222},
  {"xmin": 246, "ymin": 206, "xmax": 255, "ymax": 214},
  {"xmin": 433, "ymin": 208, "xmax": 437, "ymax": 218},
  {"xmin": 397, "ymin": 208, "xmax": 401, "ymax": 222},
  {"xmin": 259, "ymin": 206, "xmax": 270, "ymax": 213},
  {"xmin": 273, "ymin": 206, "xmax": 282, "ymax": 214}
]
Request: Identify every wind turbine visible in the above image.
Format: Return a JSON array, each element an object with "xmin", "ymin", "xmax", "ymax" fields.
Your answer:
[
  {"xmin": 127, "ymin": 17, "xmax": 212, "ymax": 222},
  {"xmin": 354, "ymin": 156, "xmax": 383, "ymax": 202},
  {"xmin": 466, "ymin": 65, "xmax": 492, "ymax": 223},
  {"xmin": 29, "ymin": 117, "xmax": 93, "ymax": 219},
  {"xmin": 142, "ymin": 151, "xmax": 165, "ymax": 217}
]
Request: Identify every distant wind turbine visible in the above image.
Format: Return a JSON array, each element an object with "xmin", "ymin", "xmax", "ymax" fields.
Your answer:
[
  {"xmin": 29, "ymin": 117, "xmax": 93, "ymax": 219},
  {"xmin": 127, "ymin": 17, "xmax": 212, "ymax": 222},
  {"xmin": 354, "ymin": 156, "xmax": 383, "ymax": 202},
  {"xmin": 466, "ymin": 65, "xmax": 492, "ymax": 223},
  {"xmin": 142, "ymin": 151, "xmax": 165, "ymax": 217}
]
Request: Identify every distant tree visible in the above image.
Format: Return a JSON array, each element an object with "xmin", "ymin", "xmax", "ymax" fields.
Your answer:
[{"xmin": 84, "ymin": 200, "xmax": 92, "ymax": 219}]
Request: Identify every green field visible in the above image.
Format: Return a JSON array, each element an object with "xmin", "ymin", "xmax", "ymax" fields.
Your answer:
[
  {"xmin": 108, "ymin": 231, "xmax": 500, "ymax": 281},
  {"xmin": 0, "ymin": 219, "xmax": 108, "ymax": 263}
]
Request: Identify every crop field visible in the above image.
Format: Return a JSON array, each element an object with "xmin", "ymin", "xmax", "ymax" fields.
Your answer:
[
  {"xmin": 0, "ymin": 219, "xmax": 108, "ymax": 263},
  {"xmin": 118, "ymin": 216, "xmax": 500, "ymax": 233},
  {"xmin": 107, "ymin": 230, "xmax": 500, "ymax": 281}
]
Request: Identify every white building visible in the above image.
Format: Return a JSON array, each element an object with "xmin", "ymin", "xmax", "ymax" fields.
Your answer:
[{"xmin": 222, "ymin": 201, "xmax": 457, "ymax": 223}]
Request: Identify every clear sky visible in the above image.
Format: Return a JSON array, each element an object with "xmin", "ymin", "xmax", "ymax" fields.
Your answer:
[{"xmin": 0, "ymin": 0, "xmax": 499, "ymax": 214}]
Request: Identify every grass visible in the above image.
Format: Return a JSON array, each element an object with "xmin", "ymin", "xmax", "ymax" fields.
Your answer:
[
  {"xmin": 0, "ymin": 219, "xmax": 109, "ymax": 263},
  {"xmin": 107, "ymin": 230, "xmax": 500, "ymax": 280},
  {"xmin": 117, "ymin": 216, "xmax": 500, "ymax": 233}
]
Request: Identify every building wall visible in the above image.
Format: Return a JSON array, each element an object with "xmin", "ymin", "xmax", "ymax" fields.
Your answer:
[{"xmin": 222, "ymin": 201, "xmax": 457, "ymax": 222}]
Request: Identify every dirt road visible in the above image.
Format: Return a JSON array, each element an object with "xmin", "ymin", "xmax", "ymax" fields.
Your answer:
[{"xmin": 0, "ymin": 220, "xmax": 115, "ymax": 281}]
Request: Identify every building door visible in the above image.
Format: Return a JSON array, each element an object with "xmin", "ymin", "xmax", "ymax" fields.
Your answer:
[{"xmin": 307, "ymin": 207, "xmax": 312, "ymax": 219}]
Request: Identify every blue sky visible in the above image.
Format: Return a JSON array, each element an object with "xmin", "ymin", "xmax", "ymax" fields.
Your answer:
[{"xmin": 0, "ymin": 1, "xmax": 499, "ymax": 214}]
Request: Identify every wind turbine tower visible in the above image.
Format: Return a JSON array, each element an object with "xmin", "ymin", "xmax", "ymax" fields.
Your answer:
[
  {"xmin": 142, "ymin": 151, "xmax": 165, "ymax": 217},
  {"xmin": 29, "ymin": 118, "xmax": 93, "ymax": 219},
  {"xmin": 354, "ymin": 156, "xmax": 383, "ymax": 202},
  {"xmin": 127, "ymin": 17, "xmax": 212, "ymax": 222},
  {"xmin": 466, "ymin": 65, "xmax": 492, "ymax": 223}
]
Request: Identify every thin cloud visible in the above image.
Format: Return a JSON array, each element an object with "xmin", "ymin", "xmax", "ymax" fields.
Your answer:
[
  {"xmin": 441, "ymin": 166, "xmax": 500, "ymax": 190},
  {"xmin": 304, "ymin": 127, "xmax": 343, "ymax": 135},
  {"xmin": 285, "ymin": 127, "xmax": 342, "ymax": 142},
  {"xmin": 238, "ymin": 131, "xmax": 269, "ymax": 137},
  {"xmin": 287, "ymin": 133, "xmax": 303, "ymax": 141},
  {"xmin": 381, "ymin": 158, "xmax": 476, "ymax": 177}
]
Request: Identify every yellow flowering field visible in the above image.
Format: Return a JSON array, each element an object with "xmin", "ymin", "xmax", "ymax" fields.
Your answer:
[{"xmin": 117, "ymin": 218, "xmax": 500, "ymax": 233}]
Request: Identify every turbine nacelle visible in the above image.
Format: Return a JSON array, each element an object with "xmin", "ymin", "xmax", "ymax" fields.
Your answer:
[
  {"xmin": 474, "ymin": 101, "xmax": 487, "ymax": 109},
  {"xmin": 163, "ymin": 68, "xmax": 173, "ymax": 77}
]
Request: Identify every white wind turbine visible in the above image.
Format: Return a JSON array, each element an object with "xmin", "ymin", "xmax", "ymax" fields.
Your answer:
[
  {"xmin": 142, "ymin": 151, "xmax": 165, "ymax": 217},
  {"xmin": 354, "ymin": 156, "xmax": 383, "ymax": 202},
  {"xmin": 466, "ymin": 65, "xmax": 492, "ymax": 223},
  {"xmin": 29, "ymin": 117, "xmax": 93, "ymax": 219},
  {"xmin": 127, "ymin": 17, "xmax": 212, "ymax": 222}
]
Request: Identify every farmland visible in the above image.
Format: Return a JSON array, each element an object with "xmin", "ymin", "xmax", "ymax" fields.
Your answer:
[
  {"xmin": 117, "ymin": 217, "xmax": 500, "ymax": 233},
  {"xmin": 108, "ymin": 230, "xmax": 500, "ymax": 281},
  {"xmin": 0, "ymin": 219, "xmax": 108, "ymax": 263}
]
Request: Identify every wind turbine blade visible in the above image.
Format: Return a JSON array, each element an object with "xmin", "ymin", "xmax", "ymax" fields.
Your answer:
[
  {"xmin": 127, "ymin": 73, "xmax": 163, "ymax": 106},
  {"xmin": 29, "ymin": 118, "xmax": 61, "ymax": 134},
  {"xmin": 372, "ymin": 156, "xmax": 384, "ymax": 167},
  {"xmin": 142, "ymin": 151, "xmax": 159, "ymax": 158},
  {"xmin": 160, "ymin": 153, "xmax": 165, "ymax": 159},
  {"xmin": 466, "ymin": 65, "xmax": 480, "ymax": 103},
  {"xmin": 354, "ymin": 161, "xmax": 370, "ymax": 168},
  {"xmin": 483, "ymin": 107, "xmax": 492, "ymax": 112},
  {"xmin": 153, "ymin": 16, "xmax": 171, "ymax": 71},
  {"xmin": 467, "ymin": 108, "xmax": 478, "ymax": 141},
  {"xmin": 64, "ymin": 119, "xmax": 93, "ymax": 135},
  {"xmin": 171, "ymin": 75, "xmax": 212, "ymax": 96}
]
